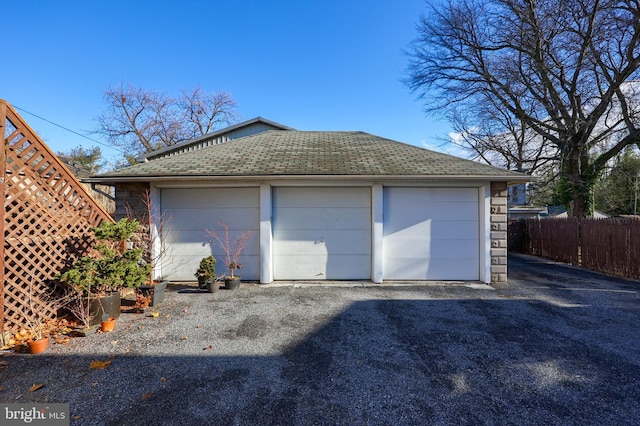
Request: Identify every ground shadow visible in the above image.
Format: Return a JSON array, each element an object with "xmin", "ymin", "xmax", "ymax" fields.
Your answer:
[{"xmin": 2, "ymin": 287, "xmax": 639, "ymax": 425}]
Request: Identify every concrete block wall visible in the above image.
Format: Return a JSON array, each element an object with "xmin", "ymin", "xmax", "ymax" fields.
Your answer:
[
  {"xmin": 113, "ymin": 182, "xmax": 152, "ymax": 264},
  {"xmin": 113, "ymin": 182, "xmax": 150, "ymax": 221},
  {"xmin": 490, "ymin": 182, "xmax": 508, "ymax": 284}
]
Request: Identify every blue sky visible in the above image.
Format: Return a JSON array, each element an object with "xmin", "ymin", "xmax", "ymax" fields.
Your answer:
[{"xmin": 2, "ymin": 1, "xmax": 455, "ymax": 166}]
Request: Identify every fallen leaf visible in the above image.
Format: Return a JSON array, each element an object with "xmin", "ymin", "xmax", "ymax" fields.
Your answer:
[
  {"xmin": 29, "ymin": 384, "xmax": 44, "ymax": 392},
  {"xmin": 196, "ymin": 325, "xmax": 201, "ymax": 329},
  {"xmin": 55, "ymin": 336, "xmax": 70, "ymax": 345},
  {"xmin": 142, "ymin": 391, "xmax": 152, "ymax": 400},
  {"xmin": 161, "ymin": 377, "xmax": 167, "ymax": 383},
  {"xmin": 73, "ymin": 415, "xmax": 82, "ymax": 420},
  {"xmin": 152, "ymin": 312, "xmax": 159, "ymax": 318},
  {"xmin": 90, "ymin": 359, "xmax": 112, "ymax": 370},
  {"xmin": 0, "ymin": 386, "xmax": 5, "ymax": 392},
  {"xmin": 203, "ymin": 345, "xmax": 212, "ymax": 350},
  {"xmin": 181, "ymin": 336, "xmax": 188, "ymax": 341}
]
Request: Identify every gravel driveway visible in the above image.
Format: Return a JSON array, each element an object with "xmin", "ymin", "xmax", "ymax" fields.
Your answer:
[{"xmin": 1, "ymin": 254, "xmax": 639, "ymax": 425}]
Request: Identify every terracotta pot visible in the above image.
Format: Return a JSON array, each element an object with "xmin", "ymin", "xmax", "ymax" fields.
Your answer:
[
  {"xmin": 27, "ymin": 337, "xmax": 49, "ymax": 354},
  {"xmin": 100, "ymin": 317, "xmax": 116, "ymax": 332}
]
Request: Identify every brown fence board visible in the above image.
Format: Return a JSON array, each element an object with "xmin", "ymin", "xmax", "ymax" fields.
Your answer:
[
  {"xmin": 510, "ymin": 217, "xmax": 640, "ymax": 281},
  {"xmin": 527, "ymin": 218, "xmax": 579, "ymax": 265},
  {"xmin": 2, "ymin": 100, "xmax": 114, "ymax": 332}
]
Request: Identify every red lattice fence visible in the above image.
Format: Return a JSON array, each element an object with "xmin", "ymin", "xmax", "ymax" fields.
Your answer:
[{"xmin": 1, "ymin": 100, "xmax": 114, "ymax": 332}]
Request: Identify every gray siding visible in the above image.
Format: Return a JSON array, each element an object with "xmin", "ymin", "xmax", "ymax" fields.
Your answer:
[{"xmin": 149, "ymin": 123, "xmax": 283, "ymax": 160}]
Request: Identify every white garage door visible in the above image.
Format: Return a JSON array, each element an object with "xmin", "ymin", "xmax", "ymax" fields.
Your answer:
[
  {"xmin": 273, "ymin": 187, "xmax": 371, "ymax": 280},
  {"xmin": 160, "ymin": 187, "xmax": 259, "ymax": 281},
  {"xmin": 383, "ymin": 187, "xmax": 479, "ymax": 280}
]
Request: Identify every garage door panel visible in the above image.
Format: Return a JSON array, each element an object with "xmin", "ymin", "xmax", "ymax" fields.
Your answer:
[
  {"xmin": 384, "ymin": 219, "xmax": 478, "ymax": 243},
  {"xmin": 275, "ymin": 255, "xmax": 370, "ymax": 280},
  {"xmin": 386, "ymin": 202, "xmax": 477, "ymax": 222},
  {"xmin": 384, "ymin": 236, "xmax": 476, "ymax": 256},
  {"xmin": 431, "ymin": 220, "xmax": 479, "ymax": 239},
  {"xmin": 423, "ymin": 202, "xmax": 479, "ymax": 220},
  {"xmin": 160, "ymin": 187, "xmax": 259, "ymax": 281},
  {"xmin": 429, "ymin": 239, "xmax": 479, "ymax": 258},
  {"xmin": 274, "ymin": 230, "xmax": 371, "ymax": 255},
  {"xmin": 166, "ymin": 232, "xmax": 260, "ymax": 256},
  {"xmin": 274, "ymin": 208, "xmax": 371, "ymax": 230},
  {"xmin": 384, "ymin": 187, "xmax": 476, "ymax": 203},
  {"xmin": 162, "ymin": 188, "xmax": 258, "ymax": 208},
  {"xmin": 164, "ymin": 208, "xmax": 259, "ymax": 231},
  {"xmin": 382, "ymin": 256, "xmax": 478, "ymax": 281},
  {"xmin": 425, "ymin": 258, "xmax": 478, "ymax": 280},
  {"xmin": 383, "ymin": 187, "xmax": 479, "ymax": 281},
  {"xmin": 383, "ymin": 237, "xmax": 432, "ymax": 257},
  {"xmin": 273, "ymin": 187, "xmax": 371, "ymax": 280},
  {"xmin": 163, "ymin": 254, "xmax": 260, "ymax": 281},
  {"xmin": 273, "ymin": 187, "xmax": 369, "ymax": 207}
]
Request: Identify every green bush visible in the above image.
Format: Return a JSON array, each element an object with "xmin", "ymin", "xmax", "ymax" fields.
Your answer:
[
  {"xmin": 58, "ymin": 218, "xmax": 151, "ymax": 296},
  {"xmin": 195, "ymin": 256, "xmax": 216, "ymax": 289}
]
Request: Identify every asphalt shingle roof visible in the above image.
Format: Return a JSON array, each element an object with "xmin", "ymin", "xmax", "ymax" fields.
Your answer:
[{"xmin": 96, "ymin": 131, "xmax": 527, "ymax": 180}]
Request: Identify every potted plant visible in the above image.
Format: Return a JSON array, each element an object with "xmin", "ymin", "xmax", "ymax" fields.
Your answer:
[
  {"xmin": 100, "ymin": 314, "xmax": 116, "ymax": 332},
  {"xmin": 195, "ymin": 256, "xmax": 219, "ymax": 292},
  {"xmin": 137, "ymin": 279, "xmax": 168, "ymax": 306},
  {"xmin": 25, "ymin": 312, "xmax": 49, "ymax": 354},
  {"xmin": 21, "ymin": 279, "xmax": 65, "ymax": 354},
  {"xmin": 58, "ymin": 218, "xmax": 151, "ymax": 326},
  {"xmin": 206, "ymin": 222, "xmax": 251, "ymax": 290}
]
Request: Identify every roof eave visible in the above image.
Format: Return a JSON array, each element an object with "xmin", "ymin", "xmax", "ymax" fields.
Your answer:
[{"xmin": 87, "ymin": 174, "xmax": 534, "ymax": 185}]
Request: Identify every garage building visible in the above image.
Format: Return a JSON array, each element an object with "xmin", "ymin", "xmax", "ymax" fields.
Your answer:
[{"xmin": 93, "ymin": 125, "xmax": 528, "ymax": 284}]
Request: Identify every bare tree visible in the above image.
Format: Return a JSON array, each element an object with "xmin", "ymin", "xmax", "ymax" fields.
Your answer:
[
  {"xmin": 179, "ymin": 87, "xmax": 238, "ymax": 138},
  {"xmin": 447, "ymin": 92, "xmax": 559, "ymax": 174},
  {"xmin": 96, "ymin": 84, "xmax": 238, "ymax": 163},
  {"xmin": 406, "ymin": 0, "xmax": 640, "ymax": 217}
]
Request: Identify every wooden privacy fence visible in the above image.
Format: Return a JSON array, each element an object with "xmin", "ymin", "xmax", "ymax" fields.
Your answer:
[
  {"xmin": 1, "ymin": 100, "xmax": 113, "ymax": 332},
  {"xmin": 509, "ymin": 217, "xmax": 640, "ymax": 280}
]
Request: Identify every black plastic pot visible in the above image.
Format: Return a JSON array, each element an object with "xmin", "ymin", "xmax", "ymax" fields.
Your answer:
[
  {"xmin": 88, "ymin": 292, "xmax": 121, "ymax": 326},
  {"xmin": 138, "ymin": 280, "xmax": 168, "ymax": 306},
  {"xmin": 224, "ymin": 276, "xmax": 241, "ymax": 290}
]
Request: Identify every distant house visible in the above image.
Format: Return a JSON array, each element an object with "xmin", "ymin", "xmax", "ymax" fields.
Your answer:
[
  {"xmin": 508, "ymin": 205, "xmax": 548, "ymax": 220},
  {"xmin": 91, "ymin": 125, "xmax": 530, "ymax": 285},
  {"xmin": 544, "ymin": 205, "xmax": 610, "ymax": 219}
]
